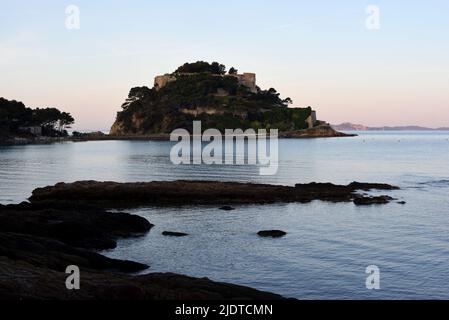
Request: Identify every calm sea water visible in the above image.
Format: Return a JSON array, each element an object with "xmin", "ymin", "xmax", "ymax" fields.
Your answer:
[{"xmin": 1, "ymin": 131, "xmax": 449, "ymax": 299}]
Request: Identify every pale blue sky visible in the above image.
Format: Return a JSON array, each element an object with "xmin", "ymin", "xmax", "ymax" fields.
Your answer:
[{"xmin": 1, "ymin": 0, "xmax": 448, "ymax": 130}]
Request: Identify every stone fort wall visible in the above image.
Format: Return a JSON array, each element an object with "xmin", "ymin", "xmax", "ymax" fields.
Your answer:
[{"xmin": 154, "ymin": 72, "xmax": 257, "ymax": 93}]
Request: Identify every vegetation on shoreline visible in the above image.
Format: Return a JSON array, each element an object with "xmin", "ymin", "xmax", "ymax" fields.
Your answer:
[{"xmin": 0, "ymin": 97, "xmax": 74, "ymax": 138}]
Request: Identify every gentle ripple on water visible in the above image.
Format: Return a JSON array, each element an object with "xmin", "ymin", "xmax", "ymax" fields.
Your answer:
[{"xmin": 1, "ymin": 131, "xmax": 449, "ymax": 299}]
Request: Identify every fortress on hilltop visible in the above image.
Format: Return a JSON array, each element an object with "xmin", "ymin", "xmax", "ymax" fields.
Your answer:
[{"xmin": 154, "ymin": 72, "xmax": 258, "ymax": 94}]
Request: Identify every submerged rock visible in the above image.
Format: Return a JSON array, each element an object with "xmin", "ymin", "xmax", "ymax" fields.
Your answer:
[
  {"xmin": 162, "ymin": 231, "xmax": 189, "ymax": 237},
  {"xmin": 257, "ymin": 230, "xmax": 287, "ymax": 238},
  {"xmin": 353, "ymin": 196, "xmax": 395, "ymax": 206},
  {"xmin": 219, "ymin": 206, "xmax": 235, "ymax": 211}
]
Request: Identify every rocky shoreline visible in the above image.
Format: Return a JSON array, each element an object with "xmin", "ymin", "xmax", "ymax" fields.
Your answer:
[
  {"xmin": 81, "ymin": 125, "xmax": 354, "ymax": 142},
  {"xmin": 1, "ymin": 180, "xmax": 399, "ymax": 300},
  {"xmin": 1, "ymin": 124, "xmax": 353, "ymax": 146},
  {"xmin": 0, "ymin": 201, "xmax": 282, "ymax": 300},
  {"xmin": 279, "ymin": 124, "xmax": 356, "ymax": 138}
]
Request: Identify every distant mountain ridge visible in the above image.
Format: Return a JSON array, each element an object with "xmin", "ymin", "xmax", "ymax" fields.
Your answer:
[{"xmin": 332, "ymin": 122, "xmax": 449, "ymax": 131}]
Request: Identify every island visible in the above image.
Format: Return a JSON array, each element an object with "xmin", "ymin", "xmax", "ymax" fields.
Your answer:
[{"xmin": 110, "ymin": 61, "xmax": 351, "ymax": 138}]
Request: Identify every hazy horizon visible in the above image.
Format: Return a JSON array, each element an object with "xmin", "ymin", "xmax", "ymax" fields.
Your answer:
[{"xmin": 1, "ymin": 0, "xmax": 448, "ymax": 131}]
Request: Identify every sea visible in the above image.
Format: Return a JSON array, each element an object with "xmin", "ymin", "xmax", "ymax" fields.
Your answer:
[{"xmin": 1, "ymin": 131, "xmax": 449, "ymax": 299}]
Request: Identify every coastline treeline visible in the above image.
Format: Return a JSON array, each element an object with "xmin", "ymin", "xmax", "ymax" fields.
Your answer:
[{"xmin": 0, "ymin": 97, "xmax": 74, "ymax": 137}]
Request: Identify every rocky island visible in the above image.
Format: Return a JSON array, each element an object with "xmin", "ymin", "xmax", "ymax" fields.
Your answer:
[{"xmin": 110, "ymin": 61, "xmax": 350, "ymax": 138}]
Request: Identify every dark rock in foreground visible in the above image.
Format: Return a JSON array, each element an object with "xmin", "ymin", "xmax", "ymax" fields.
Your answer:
[
  {"xmin": 0, "ymin": 232, "xmax": 147, "ymax": 273},
  {"xmin": 0, "ymin": 201, "xmax": 153, "ymax": 250},
  {"xmin": 0, "ymin": 201, "xmax": 283, "ymax": 300},
  {"xmin": 257, "ymin": 230, "xmax": 287, "ymax": 238},
  {"xmin": 0, "ymin": 202, "xmax": 152, "ymax": 273},
  {"xmin": 162, "ymin": 231, "xmax": 189, "ymax": 237},
  {"xmin": 29, "ymin": 180, "xmax": 399, "ymax": 208},
  {"xmin": 0, "ymin": 256, "xmax": 283, "ymax": 300}
]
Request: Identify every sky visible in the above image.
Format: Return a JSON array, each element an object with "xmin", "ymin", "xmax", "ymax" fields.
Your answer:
[{"xmin": 1, "ymin": 0, "xmax": 448, "ymax": 130}]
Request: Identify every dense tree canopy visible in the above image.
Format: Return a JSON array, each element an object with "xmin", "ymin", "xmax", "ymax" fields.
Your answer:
[
  {"xmin": 175, "ymin": 61, "xmax": 227, "ymax": 75},
  {"xmin": 0, "ymin": 97, "xmax": 74, "ymax": 137}
]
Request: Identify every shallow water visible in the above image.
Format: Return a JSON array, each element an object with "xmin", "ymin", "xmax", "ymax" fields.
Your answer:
[{"xmin": 1, "ymin": 131, "xmax": 449, "ymax": 299}]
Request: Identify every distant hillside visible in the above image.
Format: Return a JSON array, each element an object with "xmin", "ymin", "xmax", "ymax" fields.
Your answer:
[
  {"xmin": 331, "ymin": 123, "xmax": 369, "ymax": 131},
  {"xmin": 110, "ymin": 61, "xmax": 316, "ymax": 135},
  {"xmin": 368, "ymin": 126, "xmax": 449, "ymax": 131},
  {"xmin": 332, "ymin": 123, "xmax": 449, "ymax": 131}
]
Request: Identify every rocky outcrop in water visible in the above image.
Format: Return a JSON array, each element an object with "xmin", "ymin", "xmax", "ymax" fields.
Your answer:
[
  {"xmin": 257, "ymin": 230, "xmax": 287, "ymax": 238},
  {"xmin": 219, "ymin": 206, "xmax": 236, "ymax": 211},
  {"xmin": 279, "ymin": 124, "xmax": 355, "ymax": 138},
  {"xmin": 29, "ymin": 180, "xmax": 399, "ymax": 207},
  {"xmin": 162, "ymin": 231, "xmax": 189, "ymax": 237},
  {"xmin": 353, "ymin": 195, "xmax": 395, "ymax": 205}
]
